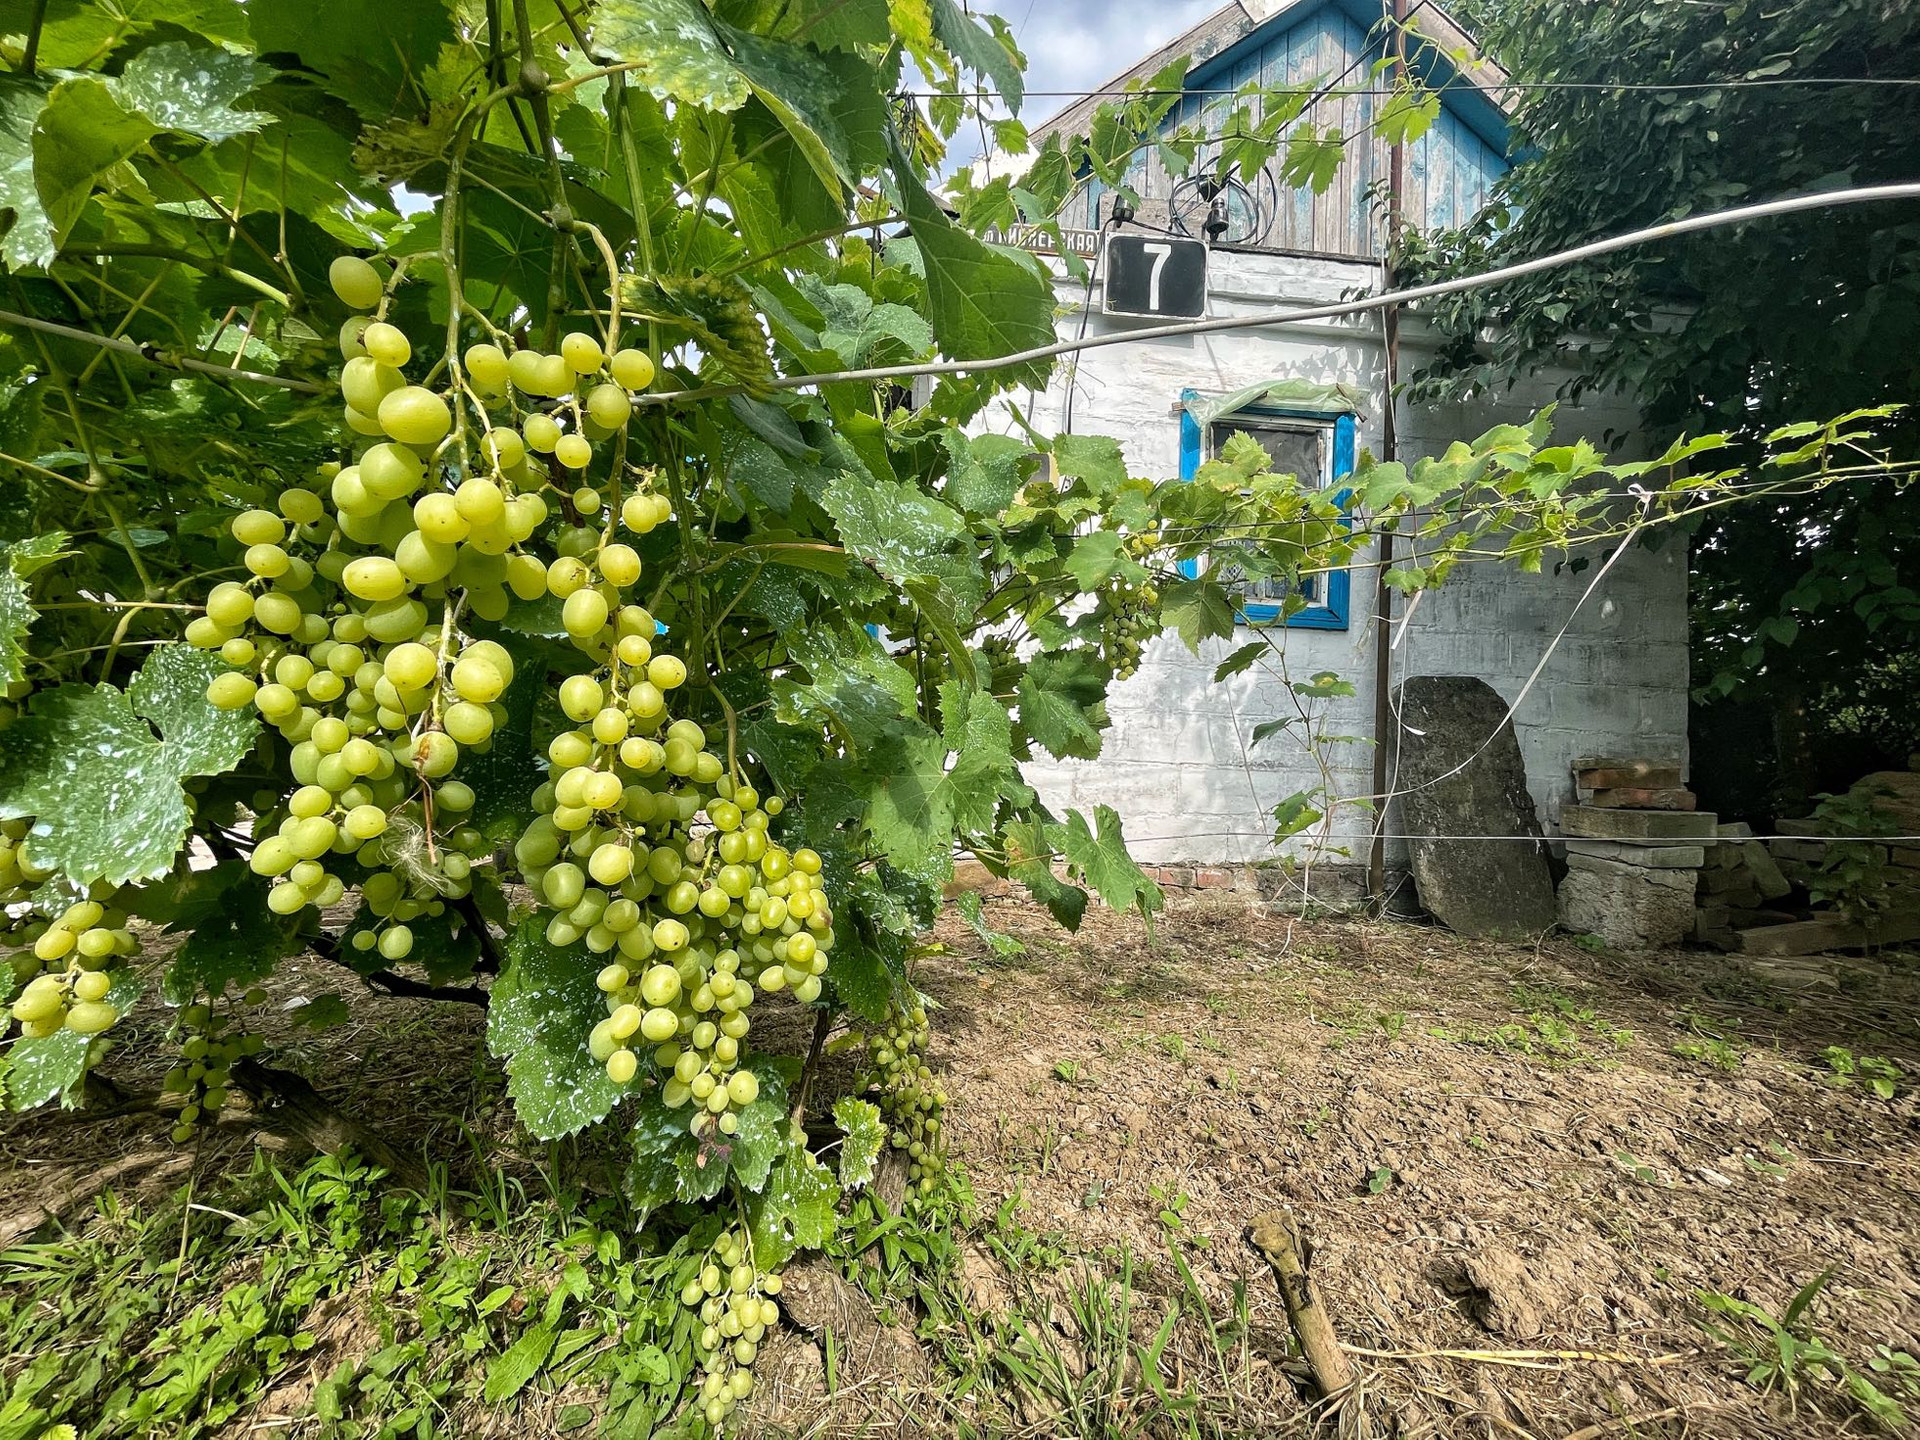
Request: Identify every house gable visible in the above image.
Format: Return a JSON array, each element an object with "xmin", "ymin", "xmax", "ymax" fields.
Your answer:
[{"xmin": 1034, "ymin": 0, "xmax": 1511, "ymax": 258}]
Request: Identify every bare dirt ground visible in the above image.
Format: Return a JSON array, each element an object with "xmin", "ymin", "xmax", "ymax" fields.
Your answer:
[
  {"xmin": 884, "ymin": 894, "xmax": 1920, "ymax": 1439},
  {"xmin": 4, "ymin": 895, "xmax": 1918, "ymax": 1439}
]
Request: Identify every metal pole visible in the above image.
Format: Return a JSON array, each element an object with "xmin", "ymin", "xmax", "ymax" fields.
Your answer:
[{"xmin": 1368, "ymin": 0, "xmax": 1408, "ymax": 905}]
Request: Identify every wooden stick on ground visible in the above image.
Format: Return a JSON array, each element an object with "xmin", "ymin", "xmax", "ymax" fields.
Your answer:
[{"xmin": 1247, "ymin": 1208, "xmax": 1360, "ymax": 1405}]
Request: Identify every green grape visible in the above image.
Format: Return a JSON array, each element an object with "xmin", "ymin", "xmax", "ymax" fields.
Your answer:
[
  {"xmin": 329, "ymin": 255, "xmax": 384, "ymax": 309},
  {"xmin": 377, "ymin": 386, "xmax": 452, "ymax": 447},
  {"xmin": 610, "ymin": 348, "xmax": 655, "ymax": 391}
]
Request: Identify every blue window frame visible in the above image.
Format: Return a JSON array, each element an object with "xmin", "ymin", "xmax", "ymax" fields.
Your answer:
[{"xmin": 1178, "ymin": 394, "xmax": 1354, "ymax": 630}]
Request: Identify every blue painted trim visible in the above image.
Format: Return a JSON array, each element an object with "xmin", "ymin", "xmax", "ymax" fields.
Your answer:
[
  {"xmin": 1176, "ymin": 390, "xmax": 1353, "ymax": 632},
  {"xmin": 1183, "ymin": 0, "xmax": 1512, "ymax": 154}
]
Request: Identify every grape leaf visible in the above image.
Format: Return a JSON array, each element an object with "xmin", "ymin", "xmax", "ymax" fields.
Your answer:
[
  {"xmin": 713, "ymin": 0, "xmax": 890, "ymax": 51},
  {"xmin": 1004, "ymin": 817, "xmax": 1089, "ymax": 930},
  {"xmin": 0, "ymin": 78, "xmax": 52, "ymax": 269},
  {"xmin": 0, "ymin": 686, "xmax": 191, "ymax": 886},
  {"xmin": 1063, "ymin": 531, "xmax": 1146, "ymax": 590},
  {"xmin": 891, "ymin": 161, "xmax": 1055, "ymax": 379},
  {"xmin": 1054, "ymin": 434, "xmax": 1129, "ymax": 495},
  {"xmin": 953, "ymin": 890, "xmax": 1024, "ymax": 957},
  {"xmin": 829, "ymin": 929, "xmax": 902, "ymax": 1021},
  {"xmin": 927, "ymin": 0, "xmax": 1024, "ymax": 112},
  {"xmin": 31, "ymin": 77, "xmax": 156, "ymax": 247},
  {"xmin": 822, "ymin": 470, "xmax": 984, "ymax": 621},
  {"xmin": 108, "ymin": 40, "xmax": 268, "ymax": 144},
  {"xmin": 833, "ymin": 1097, "xmax": 884, "ymax": 1190},
  {"xmin": 944, "ymin": 430, "xmax": 1034, "ymax": 516},
  {"xmin": 0, "ymin": 644, "xmax": 263, "ymax": 885},
  {"xmin": 487, "ymin": 918, "xmax": 629, "ymax": 1140},
  {"xmin": 1060, "ymin": 805, "xmax": 1163, "ymax": 918},
  {"xmin": 247, "ymin": 0, "xmax": 453, "ymax": 118},
  {"xmin": 720, "ymin": 25, "xmax": 888, "ymax": 194},
  {"xmin": 867, "ymin": 680, "xmax": 1022, "ymax": 869},
  {"xmin": 1213, "ymin": 641, "xmax": 1268, "ymax": 683},
  {"xmin": 591, "ymin": 0, "xmax": 753, "ymax": 111},
  {"xmin": 1161, "ymin": 576, "xmax": 1239, "ymax": 651},
  {"xmin": 728, "ymin": 1059, "xmax": 791, "ymax": 1192},
  {"xmin": 1017, "ymin": 649, "xmax": 1108, "ymax": 761},
  {"xmin": 0, "ymin": 531, "xmax": 67, "ymax": 688},
  {"xmin": 128, "ymin": 645, "xmax": 259, "ymax": 780},
  {"xmin": 745, "ymin": 1138, "xmax": 840, "ymax": 1269},
  {"xmin": 2, "ymin": 970, "xmax": 142, "ymax": 1112},
  {"xmin": 152, "ymin": 864, "xmax": 302, "ymax": 1002}
]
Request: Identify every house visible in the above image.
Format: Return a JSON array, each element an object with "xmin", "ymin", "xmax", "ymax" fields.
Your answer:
[{"xmin": 972, "ymin": 0, "xmax": 1687, "ymax": 900}]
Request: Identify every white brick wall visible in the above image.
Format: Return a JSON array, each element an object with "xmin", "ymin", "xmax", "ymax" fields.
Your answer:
[{"xmin": 975, "ymin": 249, "xmax": 1687, "ymax": 865}]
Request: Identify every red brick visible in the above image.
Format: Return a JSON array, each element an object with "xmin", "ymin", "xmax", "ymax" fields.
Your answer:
[{"xmin": 1193, "ymin": 866, "xmax": 1236, "ymax": 889}]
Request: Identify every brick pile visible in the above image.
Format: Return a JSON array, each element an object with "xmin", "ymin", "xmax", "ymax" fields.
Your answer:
[{"xmin": 1555, "ymin": 757, "xmax": 1716, "ymax": 948}]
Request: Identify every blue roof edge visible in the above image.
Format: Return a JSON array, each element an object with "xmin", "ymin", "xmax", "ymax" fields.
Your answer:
[{"xmin": 1184, "ymin": 0, "xmax": 1512, "ymax": 156}]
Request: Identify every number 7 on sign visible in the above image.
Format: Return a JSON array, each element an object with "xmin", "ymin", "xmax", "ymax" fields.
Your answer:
[{"xmin": 1143, "ymin": 242, "xmax": 1172, "ymax": 312}]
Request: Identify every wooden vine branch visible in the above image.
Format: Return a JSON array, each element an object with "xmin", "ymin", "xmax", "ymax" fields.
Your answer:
[
  {"xmin": 1248, "ymin": 1208, "xmax": 1382, "ymax": 1436},
  {"xmin": 234, "ymin": 1058, "xmax": 426, "ymax": 1190},
  {"xmin": 0, "ymin": 306, "xmax": 325, "ymax": 393}
]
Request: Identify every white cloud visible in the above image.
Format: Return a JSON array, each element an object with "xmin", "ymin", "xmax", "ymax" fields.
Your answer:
[{"xmin": 941, "ymin": 0, "xmax": 1227, "ymax": 172}]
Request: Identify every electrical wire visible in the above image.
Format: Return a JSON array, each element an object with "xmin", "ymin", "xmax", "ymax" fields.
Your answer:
[
  {"xmin": 903, "ymin": 77, "xmax": 1920, "ymax": 102},
  {"xmin": 635, "ymin": 182, "xmax": 1920, "ymax": 408}
]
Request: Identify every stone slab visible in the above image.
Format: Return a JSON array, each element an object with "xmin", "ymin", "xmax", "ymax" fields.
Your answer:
[
  {"xmin": 1560, "ymin": 805, "xmax": 1719, "ymax": 841},
  {"xmin": 1740, "ymin": 841, "xmax": 1793, "ymax": 901},
  {"xmin": 1717, "ymin": 821, "xmax": 1755, "ymax": 840},
  {"xmin": 1390, "ymin": 676, "xmax": 1556, "ymax": 939},
  {"xmin": 1557, "ymin": 863, "xmax": 1696, "ymax": 949},
  {"xmin": 1565, "ymin": 852, "xmax": 1699, "ymax": 889},
  {"xmin": 1582, "ymin": 787, "xmax": 1697, "ymax": 811},
  {"xmin": 1562, "ymin": 839, "xmax": 1705, "ymax": 869},
  {"xmin": 1771, "ymin": 838, "xmax": 1829, "ymax": 863},
  {"xmin": 1737, "ymin": 912, "xmax": 1920, "ymax": 957}
]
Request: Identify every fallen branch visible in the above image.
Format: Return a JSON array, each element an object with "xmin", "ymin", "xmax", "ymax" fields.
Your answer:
[
  {"xmin": 1248, "ymin": 1208, "xmax": 1384, "ymax": 1437},
  {"xmin": 0, "ymin": 1148, "xmax": 193, "ymax": 1247},
  {"xmin": 1340, "ymin": 1344, "xmax": 1693, "ymax": 1370},
  {"xmin": 233, "ymin": 1058, "xmax": 426, "ymax": 1190}
]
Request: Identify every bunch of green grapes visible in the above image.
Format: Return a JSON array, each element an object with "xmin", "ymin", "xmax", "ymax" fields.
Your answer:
[
  {"xmin": 161, "ymin": 990, "xmax": 267, "ymax": 1143},
  {"xmin": 856, "ymin": 1001, "xmax": 948, "ymax": 1196},
  {"xmin": 512, "ymin": 582, "xmax": 836, "ymax": 1138},
  {"xmin": 4, "ymin": 900, "xmax": 136, "ymax": 1041},
  {"xmin": 1094, "ymin": 578, "xmax": 1161, "ymax": 681},
  {"xmin": 192, "ymin": 253, "xmax": 670, "ymax": 952},
  {"xmin": 0, "ymin": 818, "xmax": 55, "ymax": 947},
  {"xmin": 680, "ymin": 1226, "xmax": 781, "ymax": 1430}
]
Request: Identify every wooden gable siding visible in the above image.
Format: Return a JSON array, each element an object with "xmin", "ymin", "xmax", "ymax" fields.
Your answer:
[{"xmin": 1055, "ymin": 6, "xmax": 1507, "ymax": 257}]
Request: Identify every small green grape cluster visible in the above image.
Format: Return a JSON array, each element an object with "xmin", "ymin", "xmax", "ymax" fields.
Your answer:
[
  {"xmin": 5, "ymin": 900, "xmax": 136, "ymax": 1041},
  {"xmin": 1095, "ymin": 579, "xmax": 1160, "ymax": 681},
  {"xmin": 0, "ymin": 817, "xmax": 53, "ymax": 914},
  {"xmin": 161, "ymin": 991, "xmax": 267, "ymax": 1143},
  {"xmin": 681, "ymin": 1228, "xmax": 781, "ymax": 1431},
  {"xmin": 858, "ymin": 1002, "xmax": 948, "ymax": 1197}
]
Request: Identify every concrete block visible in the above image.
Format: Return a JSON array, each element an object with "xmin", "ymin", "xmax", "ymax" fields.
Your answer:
[
  {"xmin": 1557, "ymin": 863, "xmax": 1696, "ymax": 949},
  {"xmin": 1561, "ymin": 805, "xmax": 1719, "ymax": 840},
  {"xmin": 1563, "ymin": 840, "xmax": 1705, "ymax": 869},
  {"xmin": 1564, "ymin": 852, "xmax": 1697, "ymax": 891}
]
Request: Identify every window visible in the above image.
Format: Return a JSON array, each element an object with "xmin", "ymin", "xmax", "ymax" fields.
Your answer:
[{"xmin": 1178, "ymin": 396, "xmax": 1355, "ymax": 630}]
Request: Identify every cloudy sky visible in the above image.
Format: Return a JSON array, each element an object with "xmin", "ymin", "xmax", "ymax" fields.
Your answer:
[{"xmin": 941, "ymin": 0, "xmax": 1227, "ymax": 170}]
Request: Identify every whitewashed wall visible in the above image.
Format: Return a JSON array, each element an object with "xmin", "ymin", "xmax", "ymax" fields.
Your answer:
[{"xmin": 974, "ymin": 248, "xmax": 1688, "ymax": 868}]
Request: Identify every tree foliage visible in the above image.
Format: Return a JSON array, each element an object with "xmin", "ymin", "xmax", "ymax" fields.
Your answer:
[{"xmin": 1404, "ymin": 0, "xmax": 1920, "ymax": 785}]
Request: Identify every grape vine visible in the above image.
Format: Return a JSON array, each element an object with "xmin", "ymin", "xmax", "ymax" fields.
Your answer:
[{"xmin": 0, "ymin": 2, "xmax": 1883, "ymax": 1431}]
